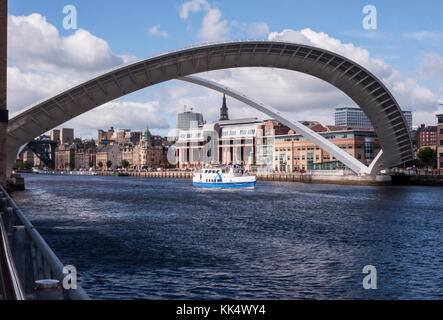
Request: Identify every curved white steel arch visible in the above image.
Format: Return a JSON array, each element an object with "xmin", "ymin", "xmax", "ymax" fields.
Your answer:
[
  {"xmin": 5, "ymin": 40, "xmax": 412, "ymax": 175},
  {"xmin": 180, "ymin": 75, "xmax": 372, "ymax": 174}
]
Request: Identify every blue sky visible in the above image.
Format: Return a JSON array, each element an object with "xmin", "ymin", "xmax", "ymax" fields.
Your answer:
[{"xmin": 7, "ymin": 0, "xmax": 443, "ymax": 138}]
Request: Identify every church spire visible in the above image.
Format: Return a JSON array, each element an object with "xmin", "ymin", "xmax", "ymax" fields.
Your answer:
[{"xmin": 219, "ymin": 94, "xmax": 229, "ymax": 121}]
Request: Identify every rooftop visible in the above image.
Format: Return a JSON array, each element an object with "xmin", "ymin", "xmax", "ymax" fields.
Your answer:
[{"xmin": 216, "ymin": 118, "xmax": 261, "ymax": 126}]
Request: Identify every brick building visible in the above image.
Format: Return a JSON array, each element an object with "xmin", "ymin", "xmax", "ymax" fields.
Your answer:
[
  {"xmin": 273, "ymin": 128, "xmax": 381, "ymax": 172},
  {"xmin": 74, "ymin": 141, "xmax": 96, "ymax": 170},
  {"xmin": 96, "ymin": 144, "xmax": 122, "ymax": 170},
  {"xmin": 437, "ymin": 114, "xmax": 443, "ymax": 171},
  {"xmin": 416, "ymin": 124, "xmax": 437, "ymax": 149},
  {"xmin": 55, "ymin": 144, "xmax": 75, "ymax": 170}
]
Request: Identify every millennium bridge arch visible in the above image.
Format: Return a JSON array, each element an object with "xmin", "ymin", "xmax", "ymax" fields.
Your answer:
[{"xmin": 6, "ymin": 40, "xmax": 413, "ymax": 175}]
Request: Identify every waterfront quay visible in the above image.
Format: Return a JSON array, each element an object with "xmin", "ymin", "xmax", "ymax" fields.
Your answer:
[
  {"xmin": 85, "ymin": 170, "xmax": 442, "ymax": 186},
  {"xmin": 94, "ymin": 170, "xmax": 393, "ymax": 186}
]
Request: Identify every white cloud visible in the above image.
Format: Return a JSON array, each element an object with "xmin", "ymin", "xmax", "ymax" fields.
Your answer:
[
  {"xmin": 247, "ymin": 22, "xmax": 270, "ymax": 38},
  {"xmin": 8, "ymin": 14, "xmax": 125, "ymax": 73},
  {"xmin": 148, "ymin": 24, "xmax": 168, "ymax": 38},
  {"xmin": 420, "ymin": 52, "xmax": 443, "ymax": 77},
  {"xmin": 7, "ymin": 13, "xmax": 131, "ymax": 114},
  {"xmin": 8, "ymin": 11, "xmax": 441, "ymax": 138},
  {"xmin": 267, "ymin": 29, "xmax": 439, "ymax": 113},
  {"xmin": 179, "ymin": 0, "xmax": 229, "ymax": 42},
  {"xmin": 8, "ymin": 66, "xmax": 74, "ymax": 115},
  {"xmin": 197, "ymin": 8, "xmax": 229, "ymax": 42},
  {"xmin": 403, "ymin": 31, "xmax": 442, "ymax": 41},
  {"xmin": 64, "ymin": 100, "xmax": 170, "ymax": 138},
  {"xmin": 7, "ymin": 13, "xmax": 170, "ymax": 138},
  {"xmin": 342, "ymin": 30, "xmax": 392, "ymax": 40},
  {"xmin": 180, "ymin": 1, "xmax": 266, "ymax": 42},
  {"xmin": 158, "ymin": 28, "xmax": 440, "ymax": 128},
  {"xmin": 179, "ymin": 0, "xmax": 210, "ymax": 19},
  {"xmin": 412, "ymin": 105, "xmax": 443, "ymax": 126}
]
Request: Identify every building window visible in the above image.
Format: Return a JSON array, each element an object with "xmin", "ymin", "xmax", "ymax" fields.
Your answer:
[{"xmin": 365, "ymin": 140, "xmax": 374, "ymax": 159}]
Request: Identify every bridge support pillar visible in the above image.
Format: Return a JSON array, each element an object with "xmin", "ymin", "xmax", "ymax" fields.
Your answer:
[{"xmin": 0, "ymin": 1, "xmax": 8, "ymax": 186}]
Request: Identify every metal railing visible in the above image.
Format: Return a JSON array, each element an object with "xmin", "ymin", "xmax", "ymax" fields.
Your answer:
[
  {"xmin": 0, "ymin": 213, "xmax": 24, "ymax": 300},
  {"xmin": 0, "ymin": 185, "xmax": 89, "ymax": 300},
  {"xmin": 306, "ymin": 169, "xmax": 355, "ymax": 176}
]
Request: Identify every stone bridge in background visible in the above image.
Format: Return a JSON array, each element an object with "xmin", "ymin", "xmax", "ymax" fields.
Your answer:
[{"xmin": 6, "ymin": 40, "xmax": 413, "ymax": 175}]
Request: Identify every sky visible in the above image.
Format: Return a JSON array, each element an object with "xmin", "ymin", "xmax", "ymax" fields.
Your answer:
[{"xmin": 7, "ymin": 0, "xmax": 443, "ymax": 138}]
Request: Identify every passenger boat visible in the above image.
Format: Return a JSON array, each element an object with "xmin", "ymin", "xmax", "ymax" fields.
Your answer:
[{"xmin": 193, "ymin": 164, "xmax": 257, "ymax": 189}]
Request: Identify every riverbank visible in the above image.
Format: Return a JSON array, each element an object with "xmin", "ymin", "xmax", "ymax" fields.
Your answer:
[
  {"xmin": 17, "ymin": 170, "xmax": 443, "ymax": 187},
  {"xmin": 95, "ymin": 171, "xmax": 392, "ymax": 186}
]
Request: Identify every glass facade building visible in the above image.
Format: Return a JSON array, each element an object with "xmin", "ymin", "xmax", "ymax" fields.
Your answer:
[
  {"xmin": 335, "ymin": 107, "xmax": 413, "ymax": 132},
  {"xmin": 176, "ymin": 111, "xmax": 204, "ymax": 132},
  {"xmin": 335, "ymin": 107, "xmax": 372, "ymax": 127}
]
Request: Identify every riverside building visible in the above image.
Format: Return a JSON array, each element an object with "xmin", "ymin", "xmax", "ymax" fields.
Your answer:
[
  {"xmin": 437, "ymin": 114, "xmax": 443, "ymax": 171},
  {"xmin": 175, "ymin": 96, "xmax": 382, "ymax": 172},
  {"xmin": 175, "ymin": 96, "xmax": 273, "ymax": 170},
  {"xmin": 273, "ymin": 128, "xmax": 381, "ymax": 172},
  {"xmin": 335, "ymin": 107, "xmax": 412, "ymax": 132}
]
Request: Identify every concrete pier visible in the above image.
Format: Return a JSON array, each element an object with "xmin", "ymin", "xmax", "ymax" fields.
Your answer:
[
  {"xmin": 97, "ymin": 171, "xmax": 194, "ymax": 179},
  {"xmin": 256, "ymin": 173, "xmax": 392, "ymax": 186}
]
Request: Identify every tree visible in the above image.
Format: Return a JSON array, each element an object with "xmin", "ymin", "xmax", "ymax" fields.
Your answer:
[
  {"xmin": 88, "ymin": 161, "xmax": 94, "ymax": 168},
  {"xmin": 98, "ymin": 161, "xmax": 103, "ymax": 168},
  {"xmin": 416, "ymin": 147, "xmax": 437, "ymax": 168},
  {"xmin": 13, "ymin": 161, "xmax": 33, "ymax": 170},
  {"xmin": 106, "ymin": 160, "xmax": 113, "ymax": 169},
  {"xmin": 121, "ymin": 160, "xmax": 130, "ymax": 169}
]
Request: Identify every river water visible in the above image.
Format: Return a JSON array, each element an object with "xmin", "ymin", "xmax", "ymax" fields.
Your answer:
[{"xmin": 12, "ymin": 174, "xmax": 443, "ymax": 300}]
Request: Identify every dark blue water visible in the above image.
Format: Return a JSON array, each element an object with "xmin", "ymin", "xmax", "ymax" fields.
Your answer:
[{"xmin": 12, "ymin": 174, "xmax": 443, "ymax": 300}]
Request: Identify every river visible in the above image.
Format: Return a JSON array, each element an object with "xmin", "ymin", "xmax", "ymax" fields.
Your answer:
[{"xmin": 12, "ymin": 174, "xmax": 443, "ymax": 299}]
